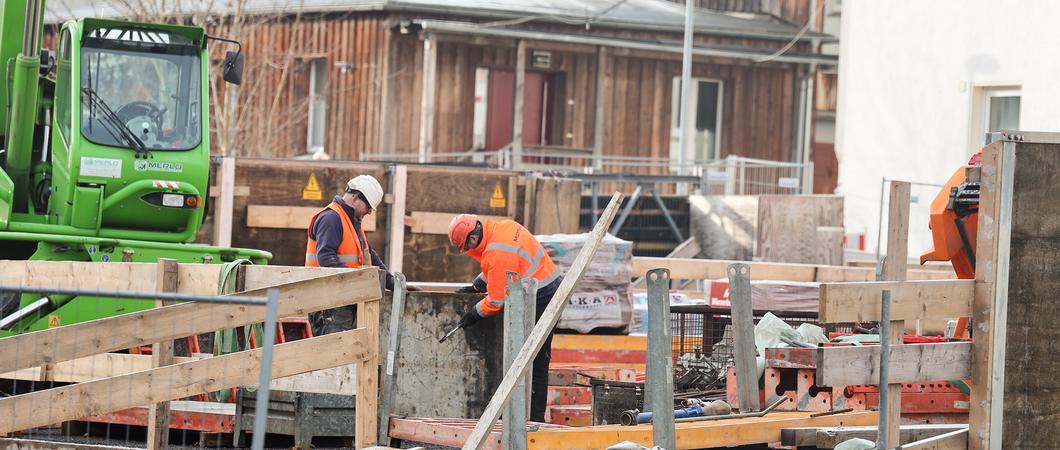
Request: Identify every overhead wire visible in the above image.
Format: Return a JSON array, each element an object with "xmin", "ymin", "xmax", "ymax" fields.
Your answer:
[{"xmin": 752, "ymin": 0, "xmax": 825, "ymax": 63}]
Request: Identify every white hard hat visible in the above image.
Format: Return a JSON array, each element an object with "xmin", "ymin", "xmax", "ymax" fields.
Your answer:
[{"xmin": 347, "ymin": 175, "xmax": 384, "ymax": 210}]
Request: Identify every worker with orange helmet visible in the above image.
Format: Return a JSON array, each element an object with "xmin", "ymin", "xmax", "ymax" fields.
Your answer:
[
  {"xmin": 305, "ymin": 175, "xmax": 396, "ymax": 335},
  {"xmin": 448, "ymin": 214, "xmax": 563, "ymax": 422}
]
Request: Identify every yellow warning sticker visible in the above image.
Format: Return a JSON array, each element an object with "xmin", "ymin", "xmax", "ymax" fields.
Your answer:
[
  {"xmin": 490, "ymin": 181, "xmax": 506, "ymax": 208},
  {"xmin": 303, "ymin": 173, "xmax": 323, "ymax": 201},
  {"xmin": 47, "ymin": 315, "xmax": 60, "ymax": 328}
]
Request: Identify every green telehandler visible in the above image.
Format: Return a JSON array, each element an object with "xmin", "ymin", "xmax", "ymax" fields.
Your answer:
[{"xmin": 0, "ymin": 0, "xmax": 271, "ymax": 336}]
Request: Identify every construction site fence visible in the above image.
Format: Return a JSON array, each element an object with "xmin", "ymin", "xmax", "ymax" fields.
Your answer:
[
  {"xmin": 361, "ymin": 148, "xmax": 814, "ymax": 196},
  {"xmin": 0, "ymin": 261, "xmax": 383, "ymax": 450}
]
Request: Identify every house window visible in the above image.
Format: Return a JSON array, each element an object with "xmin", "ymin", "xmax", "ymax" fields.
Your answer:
[
  {"xmin": 670, "ymin": 77, "xmax": 723, "ymax": 163},
  {"xmin": 969, "ymin": 85, "xmax": 1020, "ymax": 151},
  {"xmin": 306, "ymin": 58, "xmax": 328, "ymax": 155}
]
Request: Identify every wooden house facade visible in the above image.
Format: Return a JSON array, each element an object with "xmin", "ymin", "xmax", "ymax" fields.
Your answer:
[{"xmin": 47, "ymin": 0, "xmax": 836, "ymax": 183}]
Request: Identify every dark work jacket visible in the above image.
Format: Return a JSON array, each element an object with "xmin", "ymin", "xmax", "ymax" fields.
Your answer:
[{"xmin": 309, "ymin": 195, "xmax": 394, "ymax": 290}]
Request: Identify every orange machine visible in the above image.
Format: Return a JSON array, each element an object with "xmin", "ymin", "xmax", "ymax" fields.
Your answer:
[{"xmin": 920, "ymin": 153, "xmax": 982, "ymax": 279}]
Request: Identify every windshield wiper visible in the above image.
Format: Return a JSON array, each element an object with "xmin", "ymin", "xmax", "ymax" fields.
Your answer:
[{"xmin": 81, "ymin": 86, "xmax": 151, "ymax": 158}]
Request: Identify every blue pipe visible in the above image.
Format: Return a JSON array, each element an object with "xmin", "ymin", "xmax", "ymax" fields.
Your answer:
[{"xmin": 621, "ymin": 404, "xmax": 705, "ymax": 426}]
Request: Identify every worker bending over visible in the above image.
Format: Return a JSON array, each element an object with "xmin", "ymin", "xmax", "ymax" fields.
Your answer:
[
  {"xmin": 305, "ymin": 175, "xmax": 396, "ymax": 335},
  {"xmin": 448, "ymin": 214, "xmax": 563, "ymax": 422}
]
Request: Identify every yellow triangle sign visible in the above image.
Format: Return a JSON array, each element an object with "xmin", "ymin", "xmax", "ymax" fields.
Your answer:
[
  {"xmin": 490, "ymin": 181, "xmax": 506, "ymax": 208},
  {"xmin": 303, "ymin": 173, "xmax": 323, "ymax": 200}
]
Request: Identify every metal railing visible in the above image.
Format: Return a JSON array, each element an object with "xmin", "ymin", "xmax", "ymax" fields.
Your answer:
[{"xmin": 362, "ymin": 148, "xmax": 814, "ymax": 196}]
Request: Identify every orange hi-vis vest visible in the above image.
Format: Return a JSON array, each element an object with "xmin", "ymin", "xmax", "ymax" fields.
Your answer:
[
  {"xmin": 466, "ymin": 219, "xmax": 559, "ymax": 317},
  {"xmin": 305, "ymin": 202, "xmax": 369, "ymax": 268}
]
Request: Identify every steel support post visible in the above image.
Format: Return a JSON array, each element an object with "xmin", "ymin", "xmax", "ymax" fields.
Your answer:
[{"xmin": 646, "ymin": 268, "xmax": 676, "ymax": 449}]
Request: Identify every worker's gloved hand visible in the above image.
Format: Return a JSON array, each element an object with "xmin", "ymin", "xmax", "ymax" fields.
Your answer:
[
  {"xmin": 458, "ymin": 309, "xmax": 482, "ymax": 328},
  {"xmin": 455, "ymin": 285, "xmax": 479, "ymax": 294}
]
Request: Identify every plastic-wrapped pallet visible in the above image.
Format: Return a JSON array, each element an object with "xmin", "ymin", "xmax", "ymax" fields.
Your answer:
[{"xmin": 538, "ymin": 233, "xmax": 633, "ymax": 333}]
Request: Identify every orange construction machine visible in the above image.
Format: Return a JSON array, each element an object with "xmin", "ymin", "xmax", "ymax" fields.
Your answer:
[{"xmin": 920, "ymin": 153, "xmax": 982, "ymax": 279}]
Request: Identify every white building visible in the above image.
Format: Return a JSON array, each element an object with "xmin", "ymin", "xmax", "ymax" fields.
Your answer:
[{"xmin": 836, "ymin": 0, "xmax": 1051, "ymax": 258}]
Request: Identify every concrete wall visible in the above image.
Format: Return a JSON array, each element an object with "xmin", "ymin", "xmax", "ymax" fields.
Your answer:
[{"xmin": 836, "ymin": 0, "xmax": 1060, "ymax": 256}]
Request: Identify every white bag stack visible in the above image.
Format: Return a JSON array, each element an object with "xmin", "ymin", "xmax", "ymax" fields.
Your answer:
[{"xmin": 538, "ymin": 233, "xmax": 634, "ymax": 333}]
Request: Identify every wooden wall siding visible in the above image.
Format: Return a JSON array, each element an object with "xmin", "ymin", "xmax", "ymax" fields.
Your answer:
[
  {"xmin": 690, "ymin": 0, "xmax": 814, "ymax": 26},
  {"xmin": 210, "ymin": 12, "xmax": 389, "ymax": 160},
  {"xmin": 603, "ymin": 55, "xmax": 797, "ymax": 170}
]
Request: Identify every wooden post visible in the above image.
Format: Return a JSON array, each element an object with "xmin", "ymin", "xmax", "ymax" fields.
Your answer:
[
  {"xmin": 463, "ymin": 192, "xmax": 624, "ymax": 450},
  {"xmin": 512, "ymin": 40, "xmax": 526, "ymax": 170},
  {"xmin": 146, "ymin": 258, "xmax": 179, "ymax": 450},
  {"xmin": 968, "ymin": 144, "xmax": 1009, "ymax": 450},
  {"xmin": 214, "ymin": 157, "xmax": 235, "ymax": 247},
  {"xmin": 417, "ymin": 36, "xmax": 437, "ymax": 163},
  {"xmin": 592, "ymin": 46, "xmax": 608, "ymax": 171},
  {"xmin": 356, "ymin": 297, "xmax": 381, "ymax": 448},
  {"xmin": 880, "ymin": 180, "xmax": 910, "ymax": 448},
  {"xmin": 386, "ymin": 165, "xmax": 407, "ymax": 273},
  {"xmin": 728, "ymin": 263, "xmax": 760, "ymax": 412}
]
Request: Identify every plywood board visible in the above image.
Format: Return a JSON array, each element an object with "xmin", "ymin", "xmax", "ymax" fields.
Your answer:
[
  {"xmin": 818, "ymin": 280, "xmax": 973, "ymax": 323},
  {"xmin": 756, "ymin": 195, "xmax": 843, "ymax": 265}
]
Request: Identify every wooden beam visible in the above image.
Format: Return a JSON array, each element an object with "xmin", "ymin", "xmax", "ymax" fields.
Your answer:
[
  {"xmin": 386, "ymin": 165, "xmax": 408, "ymax": 273},
  {"xmin": 356, "ymin": 292, "xmax": 382, "ymax": 448},
  {"xmin": 592, "ymin": 46, "xmax": 607, "ymax": 171},
  {"xmin": 631, "ymin": 257, "xmax": 955, "ymax": 284},
  {"xmin": 0, "ymin": 328, "xmax": 369, "ymax": 435},
  {"xmin": 463, "ymin": 192, "xmax": 624, "ymax": 450},
  {"xmin": 0, "ymin": 353, "xmax": 205, "ymax": 383},
  {"xmin": 0, "ymin": 437, "xmax": 139, "ymax": 449},
  {"xmin": 523, "ymin": 411, "xmax": 878, "ymax": 450},
  {"xmin": 246, "ymin": 204, "xmax": 376, "ymax": 231},
  {"xmin": 818, "ymin": 280, "xmax": 973, "ymax": 323},
  {"xmin": 418, "ymin": 36, "xmax": 437, "ymax": 162},
  {"xmin": 900, "ymin": 428, "xmax": 968, "ymax": 450},
  {"xmin": 0, "ymin": 261, "xmax": 216, "ymax": 295},
  {"xmin": 146, "ymin": 259, "xmax": 178, "ymax": 450},
  {"xmin": 0, "ymin": 268, "xmax": 382, "ymax": 374},
  {"xmin": 881, "ymin": 181, "xmax": 911, "ymax": 449},
  {"xmin": 512, "ymin": 40, "xmax": 526, "ymax": 169},
  {"xmin": 968, "ymin": 145, "xmax": 1004, "ymax": 450},
  {"xmin": 214, "ymin": 156, "xmax": 235, "ymax": 247},
  {"xmin": 208, "ymin": 185, "xmax": 249, "ymax": 197},
  {"xmin": 814, "ymin": 342, "xmax": 971, "ymax": 386},
  {"xmin": 780, "ymin": 424, "xmax": 968, "ymax": 448},
  {"xmin": 406, "ymin": 211, "xmax": 510, "ymax": 235}
]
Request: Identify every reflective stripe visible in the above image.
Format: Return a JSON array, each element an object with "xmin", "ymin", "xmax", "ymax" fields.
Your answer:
[
  {"xmin": 487, "ymin": 298, "xmax": 504, "ymax": 307},
  {"xmin": 305, "ymin": 254, "xmax": 360, "ymax": 263},
  {"xmin": 485, "ymin": 242, "xmax": 549, "ymax": 278},
  {"xmin": 474, "ymin": 302, "xmax": 488, "ymax": 317},
  {"xmin": 524, "ymin": 246, "xmax": 546, "ymax": 278}
]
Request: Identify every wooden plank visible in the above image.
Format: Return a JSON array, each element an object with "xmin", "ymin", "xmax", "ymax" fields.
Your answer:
[
  {"xmin": 818, "ymin": 280, "xmax": 973, "ymax": 323},
  {"xmin": 463, "ymin": 192, "xmax": 624, "ymax": 450},
  {"xmin": 0, "ymin": 328, "xmax": 370, "ymax": 435},
  {"xmin": 815, "ymin": 342, "xmax": 971, "ymax": 386},
  {"xmin": 0, "ymin": 261, "xmax": 216, "ymax": 294},
  {"xmin": 882, "ymin": 180, "xmax": 911, "ymax": 449},
  {"xmin": 0, "ymin": 437, "xmax": 139, "ymax": 449},
  {"xmin": 0, "ymin": 353, "xmax": 205, "ymax": 383},
  {"xmin": 268, "ymin": 364, "xmax": 357, "ymax": 395},
  {"xmin": 418, "ymin": 36, "xmax": 437, "ymax": 161},
  {"xmin": 755, "ymin": 195, "xmax": 843, "ymax": 265},
  {"xmin": 523, "ymin": 411, "xmax": 878, "ymax": 450},
  {"xmin": 728, "ymin": 264, "xmax": 759, "ymax": 412},
  {"xmin": 214, "ymin": 156, "xmax": 235, "ymax": 247},
  {"xmin": 387, "ymin": 165, "xmax": 408, "ymax": 273},
  {"xmin": 146, "ymin": 259, "xmax": 178, "ymax": 450},
  {"xmin": 899, "ymin": 428, "xmax": 968, "ymax": 450},
  {"xmin": 208, "ymin": 185, "xmax": 249, "ymax": 197},
  {"xmin": 0, "ymin": 268, "xmax": 382, "ymax": 374},
  {"xmin": 780, "ymin": 424, "xmax": 968, "ymax": 448},
  {"xmin": 406, "ymin": 211, "xmax": 510, "ymax": 235},
  {"xmin": 357, "ymin": 294, "xmax": 381, "ymax": 448},
  {"xmin": 245, "ymin": 204, "xmax": 376, "ymax": 231}
]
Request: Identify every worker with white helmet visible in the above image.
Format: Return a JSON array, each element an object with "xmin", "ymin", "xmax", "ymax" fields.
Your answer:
[{"xmin": 305, "ymin": 174, "xmax": 394, "ymax": 334}]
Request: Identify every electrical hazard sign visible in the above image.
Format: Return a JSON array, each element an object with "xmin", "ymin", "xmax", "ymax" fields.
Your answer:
[
  {"xmin": 303, "ymin": 173, "xmax": 323, "ymax": 200},
  {"xmin": 489, "ymin": 181, "xmax": 506, "ymax": 208}
]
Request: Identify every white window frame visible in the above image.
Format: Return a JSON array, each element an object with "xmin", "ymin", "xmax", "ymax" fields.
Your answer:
[
  {"xmin": 967, "ymin": 83, "xmax": 1021, "ymax": 154},
  {"xmin": 670, "ymin": 76, "xmax": 725, "ymax": 167},
  {"xmin": 306, "ymin": 58, "xmax": 328, "ymax": 155}
]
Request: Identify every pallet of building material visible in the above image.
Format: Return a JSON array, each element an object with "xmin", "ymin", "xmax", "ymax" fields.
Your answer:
[{"xmin": 538, "ymin": 233, "xmax": 633, "ymax": 333}]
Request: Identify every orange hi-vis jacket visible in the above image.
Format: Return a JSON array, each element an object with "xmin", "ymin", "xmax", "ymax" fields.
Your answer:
[
  {"xmin": 305, "ymin": 201, "xmax": 369, "ymax": 268},
  {"xmin": 466, "ymin": 219, "xmax": 559, "ymax": 317}
]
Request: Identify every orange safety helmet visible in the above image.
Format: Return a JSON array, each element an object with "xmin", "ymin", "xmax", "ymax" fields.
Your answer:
[{"xmin": 448, "ymin": 214, "xmax": 480, "ymax": 251}]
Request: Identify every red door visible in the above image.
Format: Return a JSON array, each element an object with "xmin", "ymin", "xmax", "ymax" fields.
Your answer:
[{"xmin": 484, "ymin": 70, "xmax": 548, "ymax": 151}]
